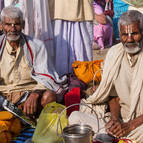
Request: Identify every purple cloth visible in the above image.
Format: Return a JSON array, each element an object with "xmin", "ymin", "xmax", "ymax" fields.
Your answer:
[
  {"xmin": 93, "ymin": 2, "xmax": 104, "ymax": 15},
  {"xmin": 0, "ymin": 0, "xmax": 4, "ymax": 11},
  {"xmin": 94, "ymin": 24, "xmax": 113, "ymax": 49},
  {"xmin": 93, "ymin": 2, "xmax": 113, "ymax": 49}
]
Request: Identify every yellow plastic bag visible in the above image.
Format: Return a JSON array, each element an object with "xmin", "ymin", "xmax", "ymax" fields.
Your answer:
[
  {"xmin": 32, "ymin": 102, "xmax": 68, "ymax": 143},
  {"xmin": 72, "ymin": 60, "xmax": 103, "ymax": 84}
]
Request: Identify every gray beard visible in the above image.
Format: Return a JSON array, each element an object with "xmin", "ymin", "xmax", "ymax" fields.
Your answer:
[
  {"xmin": 6, "ymin": 34, "xmax": 21, "ymax": 41},
  {"xmin": 124, "ymin": 46, "xmax": 141, "ymax": 54},
  {"xmin": 123, "ymin": 41, "xmax": 143, "ymax": 55}
]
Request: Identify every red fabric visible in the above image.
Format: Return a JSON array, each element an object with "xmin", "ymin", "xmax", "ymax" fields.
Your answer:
[
  {"xmin": 64, "ymin": 87, "xmax": 80, "ymax": 116},
  {"xmin": 104, "ymin": 1, "xmax": 114, "ymax": 18}
]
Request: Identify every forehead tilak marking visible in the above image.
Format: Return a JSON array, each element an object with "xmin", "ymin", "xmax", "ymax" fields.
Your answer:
[{"xmin": 125, "ymin": 25, "xmax": 133, "ymax": 37}]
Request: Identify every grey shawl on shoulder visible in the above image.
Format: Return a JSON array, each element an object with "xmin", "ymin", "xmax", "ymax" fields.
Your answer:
[{"xmin": 0, "ymin": 34, "xmax": 68, "ymax": 94}]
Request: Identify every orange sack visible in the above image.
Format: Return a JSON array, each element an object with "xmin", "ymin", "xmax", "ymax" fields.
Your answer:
[
  {"xmin": 0, "ymin": 111, "xmax": 21, "ymax": 143},
  {"xmin": 72, "ymin": 60, "xmax": 103, "ymax": 84}
]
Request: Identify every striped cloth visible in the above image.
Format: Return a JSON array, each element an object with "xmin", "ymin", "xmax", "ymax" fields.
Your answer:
[{"xmin": 12, "ymin": 128, "xmax": 35, "ymax": 143}]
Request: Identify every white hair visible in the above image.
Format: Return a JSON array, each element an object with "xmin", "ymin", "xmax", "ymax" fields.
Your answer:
[
  {"xmin": 1, "ymin": 6, "xmax": 23, "ymax": 23},
  {"xmin": 118, "ymin": 10, "xmax": 143, "ymax": 33}
]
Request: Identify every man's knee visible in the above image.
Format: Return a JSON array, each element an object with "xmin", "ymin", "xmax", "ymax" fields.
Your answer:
[{"xmin": 41, "ymin": 89, "xmax": 56, "ymax": 107}]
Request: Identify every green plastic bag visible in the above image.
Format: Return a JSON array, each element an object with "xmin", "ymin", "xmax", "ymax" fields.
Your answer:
[{"xmin": 32, "ymin": 102, "xmax": 68, "ymax": 143}]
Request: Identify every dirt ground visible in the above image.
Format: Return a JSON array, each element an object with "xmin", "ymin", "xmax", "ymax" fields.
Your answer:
[
  {"xmin": 93, "ymin": 48, "xmax": 109, "ymax": 61},
  {"xmin": 92, "ymin": 39, "xmax": 120, "ymax": 61}
]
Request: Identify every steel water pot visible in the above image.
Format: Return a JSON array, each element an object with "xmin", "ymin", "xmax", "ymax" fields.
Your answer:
[
  {"xmin": 62, "ymin": 124, "xmax": 92, "ymax": 143},
  {"xmin": 57, "ymin": 103, "xmax": 99, "ymax": 143}
]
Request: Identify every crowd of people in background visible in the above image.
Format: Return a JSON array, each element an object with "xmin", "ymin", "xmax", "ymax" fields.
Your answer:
[{"xmin": 1, "ymin": 0, "xmax": 143, "ymax": 74}]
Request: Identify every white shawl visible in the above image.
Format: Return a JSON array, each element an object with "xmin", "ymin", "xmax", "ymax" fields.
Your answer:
[{"xmin": 82, "ymin": 43, "xmax": 143, "ymax": 120}]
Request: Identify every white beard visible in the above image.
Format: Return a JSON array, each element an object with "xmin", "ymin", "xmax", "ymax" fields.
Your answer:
[
  {"xmin": 124, "ymin": 46, "xmax": 141, "ymax": 54},
  {"xmin": 6, "ymin": 32, "xmax": 21, "ymax": 41},
  {"xmin": 123, "ymin": 41, "xmax": 142, "ymax": 55}
]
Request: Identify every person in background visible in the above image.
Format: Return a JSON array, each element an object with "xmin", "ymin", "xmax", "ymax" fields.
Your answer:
[
  {"xmin": 93, "ymin": 1, "xmax": 113, "ymax": 50},
  {"xmin": 0, "ymin": 6, "xmax": 67, "ymax": 118},
  {"xmin": 69, "ymin": 10, "xmax": 143, "ymax": 143},
  {"xmin": 49, "ymin": 0, "xmax": 94, "ymax": 77}
]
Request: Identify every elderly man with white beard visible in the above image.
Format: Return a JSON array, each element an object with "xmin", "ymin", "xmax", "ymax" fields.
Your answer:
[
  {"xmin": 69, "ymin": 10, "xmax": 143, "ymax": 143},
  {"xmin": 0, "ymin": 6, "xmax": 68, "ymax": 118}
]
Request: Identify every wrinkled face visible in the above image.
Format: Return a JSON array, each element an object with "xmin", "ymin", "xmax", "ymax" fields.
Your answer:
[
  {"xmin": 2, "ymin": 17, "xmax": 24, "ymax": 42},
  {"xmin": 119, "ymin": 21, "xmax": 143, "ymax": 55}
]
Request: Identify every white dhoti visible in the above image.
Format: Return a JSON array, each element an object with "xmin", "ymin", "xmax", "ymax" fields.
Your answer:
[{"xmin": 69, "ymin": 111, "xmax": 114, "ymax": 143}]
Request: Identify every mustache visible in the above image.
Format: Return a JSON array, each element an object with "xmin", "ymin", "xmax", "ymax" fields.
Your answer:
[
  {"xmin": 7, "ymin": 31, "xmax": 21, "ymax": 36},
  {"xmin": 124, "ymin": 42, "xmax": 139, "ymax": 47}
]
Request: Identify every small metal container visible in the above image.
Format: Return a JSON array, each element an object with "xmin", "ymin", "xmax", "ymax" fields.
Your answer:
[{"xmin": 63, "ymin": 124, "xmax": 92, "ymax": 143}]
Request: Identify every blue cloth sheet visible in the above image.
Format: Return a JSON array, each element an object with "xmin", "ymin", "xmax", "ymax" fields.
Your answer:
[{"xmin": 12, "ymin": 128, "xmax": 35, "ymax": 143}]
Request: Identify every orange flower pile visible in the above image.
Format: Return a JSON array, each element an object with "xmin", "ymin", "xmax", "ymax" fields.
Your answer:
[{"xmin": 0, "ymin": 111, "xmax": 21, "ymax": 143}]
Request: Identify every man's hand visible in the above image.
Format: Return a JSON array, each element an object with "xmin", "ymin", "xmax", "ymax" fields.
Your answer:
[
  {"xmin": 105, "ymin": 119, "xmax": 131, "ymax": 138},
  {"xmin": 23, "ymin": 92, "xmax": 40, "ymax": 116}
]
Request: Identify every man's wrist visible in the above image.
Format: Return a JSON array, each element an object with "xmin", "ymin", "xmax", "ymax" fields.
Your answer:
[
  {"xmin": 111, "ymin": 115, "xmax": 120, "ymax": 122},
  {"xmin": 30, "ymin": 90, "xmax": 41, "ymax": 99},
  {"xmin": 128, "ymin": 115, "xmax": 143, "ymax": 131}
]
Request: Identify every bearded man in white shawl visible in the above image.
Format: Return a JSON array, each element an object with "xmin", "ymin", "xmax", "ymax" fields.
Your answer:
[
  {"xmin": 0, "ymin": 6, "xmax": 68, "ymax": 118},
  {"xmin": 69, "ymin": 10, "xmax": 143, "ymax": 143}
]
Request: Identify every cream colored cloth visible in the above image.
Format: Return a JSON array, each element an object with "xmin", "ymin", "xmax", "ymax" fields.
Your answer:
[
  {"xmin": 111, "ymin": 52, "xmax": 141, "ymax": 121},
  {"xmin": 128, "ymin": 6, "xmax": 143, "ymax": 14},
  {"xmin": 81, "ymin": 43, "xmax": 143, "ymax": 120},
  {"xmin": 3, "ymin": 91, "xmax": 25, "ymax": 104},
  {"xmin": 49, "ymin": 0, "xmax": 94, "ymax": 21},
  {"xmin": 0, "ymin": 40, "xmax": 47, "ymax": 94},
  {"xmin": 74, "ymin": 43, "xmax": 143, "ymax": 142},
  {"xmin": 112, "ymin": 53, "xmax": 143, "ymax": 143},
  {"xmin": 127, "ymin": 124, "xmax": 143, "ymax": 142},
  {"xmin": 123, "ymin": 0, "xmax": 143, "ymax": 14},
  {"xmin": 122, "ymin": 0, "xmax": 143, "ymax": 8}
]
